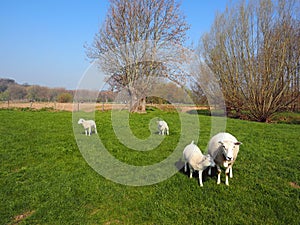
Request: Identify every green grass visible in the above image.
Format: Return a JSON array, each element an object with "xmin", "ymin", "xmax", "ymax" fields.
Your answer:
[
  {"xmin": 0, "ymin": 109, "xmax": 299, "ymax": 224},
  {"xmin": 269, "ymin": 111, "xmax": 300, "ymax": 124}
]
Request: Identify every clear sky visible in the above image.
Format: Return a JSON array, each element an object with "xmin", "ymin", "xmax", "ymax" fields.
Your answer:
[{"xmin": 0, "ymin": 0, "xmax": 234, "ymax": 90}]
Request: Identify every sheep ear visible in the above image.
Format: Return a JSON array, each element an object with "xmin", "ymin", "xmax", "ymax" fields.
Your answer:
[{"xmin": 234, "ymin": 142, "xmax": 242, "ymax": 145}]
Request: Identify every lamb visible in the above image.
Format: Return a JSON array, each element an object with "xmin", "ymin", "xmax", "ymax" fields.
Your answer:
[
  {"xmin": 183, "ymin": 141, "xmax": 215, "ymax": 187},
  {"xmin": 157, "ymin": 120, "xmax": 169, "ymax": 135},
  {"xmin": 207, "ymin": 132, "xmax": 242, "ymax": 186},
  {"xmin": 78, "ymin": 118, "xmax": 98, "ymax": 136}
]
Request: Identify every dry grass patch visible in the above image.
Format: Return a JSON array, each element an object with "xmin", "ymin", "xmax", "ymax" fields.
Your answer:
[{"xmin": 11, "ymin": 210, "xmax": 35, "ymax": 225}]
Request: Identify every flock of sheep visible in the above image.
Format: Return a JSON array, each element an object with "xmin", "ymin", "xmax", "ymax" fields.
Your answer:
[{"xmin": 78, "ymin": 118, "xmax": 242, "ymax": 186}]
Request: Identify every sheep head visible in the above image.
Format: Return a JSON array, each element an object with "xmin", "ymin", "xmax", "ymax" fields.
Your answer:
[
  {"xmin": 196, "ymin": 154, "xmax": 215, "ymax": 169},
  {"xmin": 218, "ymin": 140, "xmax": 242, "ymax": 161},
  {"xmin": 78, "ymin": 118, "xmax": 85, "ymax": 124}
]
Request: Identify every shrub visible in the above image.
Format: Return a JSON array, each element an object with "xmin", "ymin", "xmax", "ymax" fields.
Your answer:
[{"xmin": 57, "ymin": 92, "xmax": 73, "ymax": 103}]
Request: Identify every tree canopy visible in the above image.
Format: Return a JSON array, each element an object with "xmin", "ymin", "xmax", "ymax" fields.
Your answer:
[
  {"xmin": 86, "ymin": 0, "xmax": 190, "ymax": 112},
  {"xmin": 198, "ymin": 0, "xmax": 300, "ymax": 121}
]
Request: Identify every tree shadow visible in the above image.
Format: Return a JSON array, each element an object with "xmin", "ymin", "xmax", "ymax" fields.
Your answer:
[{"xmin": 186, "ymin": 109, "xmax": 211, "ymax": 116}]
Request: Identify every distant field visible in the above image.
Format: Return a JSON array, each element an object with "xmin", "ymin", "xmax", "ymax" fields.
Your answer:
[
  {"xmin": 0, "ymin": 101, "xmax": 115, "ymax": 111},
  {"xmin": 0, "ymin": 101, "xmax": 207, "ymax": 113},
  {"xmin": 0, "ymin": 109, "xmax": 299, "ymax": 224}
]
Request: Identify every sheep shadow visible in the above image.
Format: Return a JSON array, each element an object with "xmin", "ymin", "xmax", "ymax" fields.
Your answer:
[
  {"xmin": 175, "ymin": 158, "xmax": 217, "ymax": 185},
  {"xmin": 153, "ymin": 131, "xmax": 170, "ymax": 135},
  {"xmin": 79, "ymin": 131, "xmax": 98, "ymax": 136}
]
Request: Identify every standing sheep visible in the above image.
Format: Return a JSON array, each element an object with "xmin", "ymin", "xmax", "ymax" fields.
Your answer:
[
  {"xmin": 157, "ymin": 120, "xmax": 169, "ymax": 135},
  {"xmin": 183, "ymin": 141, "xmax": 215, "ymax": 187},
  {"xmin": 208, "ymin": 132, "xmax": 242, "ymax": 185},
  {"xmin": 78, "ymin": 118, "xmax": 98, "ymax": 136}
]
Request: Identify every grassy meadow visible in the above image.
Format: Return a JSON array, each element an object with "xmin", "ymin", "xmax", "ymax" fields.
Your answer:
[{"xmin": 0, "ymin": 108, "xmax": 299, "ymax": 224}]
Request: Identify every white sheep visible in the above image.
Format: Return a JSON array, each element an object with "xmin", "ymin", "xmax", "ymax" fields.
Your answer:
[
  {"xmin": 78, "ymin": 118, "xmax": 98, "ymax": 136},
  {"xmin": 208, "ymin": 132, "xmax": 242, "ymax": 185},
  {"xmin": 157, "ymin": 120, "xmax": 169, "ymax": 135},
  {"xmin": 183, "ymin": 141, "xmax": 215, "ymax": 187}
]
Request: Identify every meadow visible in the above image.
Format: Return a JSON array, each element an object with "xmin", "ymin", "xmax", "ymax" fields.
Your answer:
[{"xmin": 0, "ymin": 108, "xmax": 299, "ymax": 224}]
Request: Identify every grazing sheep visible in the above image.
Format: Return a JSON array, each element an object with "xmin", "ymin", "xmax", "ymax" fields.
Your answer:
[
  {"xmin": 208, "ymin": 132, "xmax": 242, "ymax": 185},
  {"xmin": 183, "ymin": 141, "xmax": 215, "ymax": 187},
  {"xmin": 157, "ymin": 120, "xmax": 169, "ymax": 135},
  {"xmin": 78, "ymin": 118, "xmax": 98, "ymax": 136}
]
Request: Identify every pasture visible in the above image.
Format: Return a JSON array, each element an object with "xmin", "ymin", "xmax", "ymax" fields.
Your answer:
[{"xmin": 0, "ymin": 108, "xmax": 299, "ymax": 224}]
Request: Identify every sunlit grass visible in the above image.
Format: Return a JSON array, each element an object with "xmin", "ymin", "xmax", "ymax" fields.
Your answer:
[{"xmin": 0, "ymin": 109, "xmax": 299, "ymax": 224}]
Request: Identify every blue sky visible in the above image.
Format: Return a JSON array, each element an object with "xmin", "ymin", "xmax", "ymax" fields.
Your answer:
[{"xmin": 0, "ymin": 0, "xmax": 234, "ymax": 89}]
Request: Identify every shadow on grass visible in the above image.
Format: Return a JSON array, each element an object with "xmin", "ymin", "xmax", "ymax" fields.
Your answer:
[
  {"xmin": 186, "ymin": 109, "xmax": 226, "ymax": 117},
  {"xmin": 175, "ymin": 158, "xmax": 218, "ymax": 186},
  {"xmin": 187, "ymin": 108, "xmax": 300, "ymax": 124}
]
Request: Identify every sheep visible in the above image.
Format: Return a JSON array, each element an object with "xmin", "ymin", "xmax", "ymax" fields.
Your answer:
[
  {"xmin": 183, "ymin": 141, "xmax": 215, "ymax": 187},
  {"xmin": 157, "ymin": 120, "xmax": 169, "ymax": 135},
  {"xmin": 207, "ymin": 132, "xmax": 242, "ymax": 186},
  {"xmin": 78, "ymin": 118, "xmax": 98, "ymax": 136}
]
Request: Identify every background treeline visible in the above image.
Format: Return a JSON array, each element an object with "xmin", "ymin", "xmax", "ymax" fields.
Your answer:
[
  {"xmin": 0, "ymin": 78, "xmax": 197, "ymax": 104},
  {"xmin": 0, "ymin": 78, "xmax": 74, "ymax": 103},
  {"xmin": 85, "ymin": 0, "xmax": 299, "ymax": 121},
  {"xmin": 0, "ymin": 78, "xmax": 116, "ymax": 103}
]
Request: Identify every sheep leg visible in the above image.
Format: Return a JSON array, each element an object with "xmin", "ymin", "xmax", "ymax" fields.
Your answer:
[
  {"xmin": 208, "ymin": 167, "xmax": 211, "ymax": 176},
  {"xmin": 94, "ymin": 125, "xmax": 98, "ymax": 134},
  {"xmin": 225, "ymin": 167, "xmax": 230, "ymax": 186},
  {"xmin": 229, "ymin": 165, "xmax": 233, "ymax": 178},
  {"xmin": 217, "ymin": 166, "xmax": 221, "ymax": 185},
  {"xmin": 88, "ymin": 127, "xmax": 91, "ymax": 136},
  {"xmin": 85, "ymin": 130, "xmax": 88, "ymax": 136},
  {"xmin": 199, "ymin": 170, "xmax": 203, "ymax": 187},
  {"xmin": 184, "ymin": 162, "xmax": 187, "ymax": 173},
  {"xmin": 189, "ymin": 165, "xmax": 193, "ymax": 178}
]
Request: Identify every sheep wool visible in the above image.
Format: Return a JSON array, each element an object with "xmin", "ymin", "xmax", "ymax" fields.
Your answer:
[
  {"xmin": 183, "ymin": 141, "xmax": 215, "ymax": 187},
  {"xmin": 208, "ymin": 132, "xmax": 242, "ymax": 185},
  {"xmin": 78, "ymin": 118, "xmax": 98, "ymax": 136}
]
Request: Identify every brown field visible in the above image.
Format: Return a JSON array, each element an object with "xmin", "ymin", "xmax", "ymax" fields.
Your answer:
[{"xmin": 0, "ymin": 101, "xmax": 208, "ymax": 112}]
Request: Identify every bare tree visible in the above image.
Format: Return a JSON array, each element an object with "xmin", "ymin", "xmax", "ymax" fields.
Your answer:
[
  {"xmin": 199, "ymin": 0, "xmax": 300, "ymax": 121},
  {"xmin": 26, "ymin": 85, "xmax": 50, "ymax": 102},
  {"xmin": 0, "ymin": 78, "xmax": 15, "ymax": 92},
  {"xmin": 86, "ymin": 0, "xmax": 190, "ymax": 113},
  {"xmin": 7, "ymin": 84, "xmax": 27, "ymax": 100}
]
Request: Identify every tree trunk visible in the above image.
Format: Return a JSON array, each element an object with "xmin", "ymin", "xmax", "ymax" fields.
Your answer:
[{"xmin": 130, "ymin": 97, "xmax": 146, "ymax": 113}]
